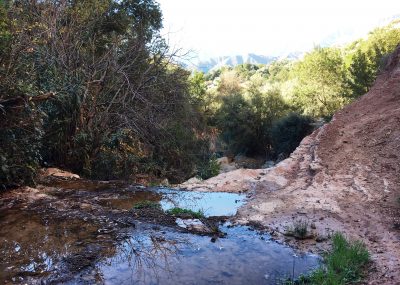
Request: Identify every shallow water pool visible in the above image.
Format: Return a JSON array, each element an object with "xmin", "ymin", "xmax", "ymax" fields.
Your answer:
[{"xmin": 69, "ymin": 223, "xmax": 319, "ymax": 285}]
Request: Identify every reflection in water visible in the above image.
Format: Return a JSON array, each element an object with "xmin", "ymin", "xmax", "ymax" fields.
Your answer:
[
  {"xmin": 1, "ymin": 181, "xmax": 319, "ymax": 285},
  {"xmin": 91, "ymin": 229, "xmax": 191, "ymax": 285},
  {"xmin": 0, "ymin": 209, "xmax": 101, "ymax": 283},
  {"xmin": 157, "ymin": 188, "xmax": 246, "ymax": 217},
  {"xmin": 75, "ymin": 225, "xmax": 319, "ymax": 285},
  {"xmin": 100, "ymin": 190, "xmax": 162, "ymax": 210},
  {"xmin": 43, "ymin": 179, "xmax": 245, "ymax": 218},
  {"xmin": 100, "ymin": 187, "xmax": 246, "ymax": 217}
]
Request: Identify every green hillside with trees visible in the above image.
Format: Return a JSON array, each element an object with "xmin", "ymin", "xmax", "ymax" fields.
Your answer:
[
  {"xmin": 190, "ymin": 19, "xmax": 400, "ymax": 159},
  {"xmin": 1, "ymin": 0, "xmax": 399, "ymax": 188}
]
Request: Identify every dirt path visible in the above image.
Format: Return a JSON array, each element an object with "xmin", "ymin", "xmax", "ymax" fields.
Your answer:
[{"xmin": 181, "ymin": 47, "xmax": 400, "ymax": 284}]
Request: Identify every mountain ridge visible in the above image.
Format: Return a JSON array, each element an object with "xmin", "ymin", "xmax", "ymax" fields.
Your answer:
[{"xmin": 195, "ymin": 53, "xmax": 298, "ymax": 73}]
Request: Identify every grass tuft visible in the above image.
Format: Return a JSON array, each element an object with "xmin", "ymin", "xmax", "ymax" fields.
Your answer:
[
  {"xmin": 132, "ymin": 200, "xmax": 161, "ymax": 209},
  {"xmin": 293, "ymin": 232, "xmax": 370, "ymax": 284},
  {"xmin": 166, "ymin": 207, "xmax": 205, "ymax": 219},
  {"xmin": 285, "ymin": 219, "xmax": 310, "ymax": 239}
]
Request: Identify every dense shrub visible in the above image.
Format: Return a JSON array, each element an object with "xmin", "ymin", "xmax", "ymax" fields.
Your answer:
[
  {"xmin": 0, "ymin": 104, "xmax": 43, "ymax": 188},
  {"xmin": 271, "ymin": 113, "xmax": 314, "ymax": 158},
  {"xmin": 215, "ymin": 93, "xmax": 255, "ymax": 155},
  {"xmin": 214, "ymin": 89, "xmax": 289, "ymax": 156},
  {"xmin": 197, "ymin": 154, "xmax": 220, "ymax": 180},
  {"xmin": 0, "ymin": 0, "xmax": 209, "ymax": 187}
]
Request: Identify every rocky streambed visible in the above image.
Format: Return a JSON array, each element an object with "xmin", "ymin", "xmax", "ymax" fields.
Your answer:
[{"xmin": 0, "ymin": 174, "xmax": 319, "ymax": 285}]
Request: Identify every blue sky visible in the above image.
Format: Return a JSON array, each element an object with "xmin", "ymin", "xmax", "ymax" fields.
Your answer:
[{"xmin": 158, "ymin": 0, "xmax": 400, "ymax": 59}]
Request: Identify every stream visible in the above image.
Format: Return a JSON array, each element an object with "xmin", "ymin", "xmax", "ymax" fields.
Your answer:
[{"xmin": 0, "ymin": 179, "xmax": 319, "ymax": 284}]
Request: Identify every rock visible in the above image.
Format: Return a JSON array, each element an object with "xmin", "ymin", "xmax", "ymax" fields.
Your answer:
[
  {"xmin": 234, "ymin": 155, "xmax": 263, "ymax": 169},
  {"xmin": 160, "ymin": 179, "xmax": 169, "ymax": 186},
  {"xmin": 262, "ymin": 160, "xmax": 275, "ymax": 169},
  {"xmin": 316, "ymin": 235, "xmax": 328, "ymax": 242},
  {"xmin": 41, "ymin": 167, "xmax": 80, "ymax": 179},
  {"xmin": 175, "ymin": 218, "xmax": 212, "ymax": 233},
  {"xmin": 181, "ymin": 177, "xmax": 202, "ymax": 185},
  {"xmin": 81, "ymin": 274, "xmax": 96, "ymax": 281},
  {"xmin": 80, "ymin": 203, "xmax": 92, "ymax": 210},
  {"xmin": 309, "ymin": 162, "xmax": 322, "ymax": 171},
  {"xmin": 217, "ymin": 156, "xmax": 237, "ymax": 173},
  {"xmin": 217, "ymin": 157, "xmax": 230, "ymax": 165}
]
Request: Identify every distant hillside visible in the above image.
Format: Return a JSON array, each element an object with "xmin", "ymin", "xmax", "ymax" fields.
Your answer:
[{"xmin": 196, "ymin": 54, "xmax": 278, "ymax": 73}]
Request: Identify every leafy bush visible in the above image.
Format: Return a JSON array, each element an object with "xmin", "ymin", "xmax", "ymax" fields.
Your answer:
[
  {"xmin": 166, "ymin": 207, "xmax": 205, "ymax": 219},
  {"xmin": 271, "ymin": 113, "xmax": 314, "ymax": 158},
  {"xmin": 152, "ymin": 122, "xmax": 210, "ymax": 184},
  {"xmin": 0, "ymin": 104, "xmax": 43, "ymax": 189},
  {"xmin": 197, "ymin": 154, "xmax": 220, "ymax": 179},
  {"xmin": 89, "ymin": 130, "xmax": 147, "ymax": 180},
  {"xmin": 214, "ymin": 93, "xmax": 255, "ymax": 155},
  {"xmin": 214, "ymin": 89, "xmax": 288, "ymax": 156}
]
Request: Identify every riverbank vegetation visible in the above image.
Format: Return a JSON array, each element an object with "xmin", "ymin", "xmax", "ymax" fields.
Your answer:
[
  {"xmin": 298, "ymin": 233, "xmax": 370, "ymax": 285},
  {"xmin": 0, "ymin": 0, "xmax": 209, "ymax": 187},
  {"xmin": 1, "ymin": 0, "xmax": 399, "ymax": 188}
]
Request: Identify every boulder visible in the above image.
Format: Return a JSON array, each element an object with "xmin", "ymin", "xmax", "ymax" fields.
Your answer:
[
  {"xmin": 175, "ymin": 218, "xmax": 212, "ymax": 233},
  {"xmin": 217, "ymin": 156, "xmax": 237, "ymax": 173}
]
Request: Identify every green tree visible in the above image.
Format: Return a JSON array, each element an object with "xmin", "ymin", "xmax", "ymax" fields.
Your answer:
[
  {"xmin": 248, "ymin": 87, "xmax": 289, "ymax": 155},
  {"xmin": 217, "ymin": 70, "xmax": 242, "ymax": 97},
  {"xmin": 188, "ymin": 71, "xmax": 210, "ymax": 112},
  {"xmin": 271, "ymin": 113, "xmax": 314, "ymax": 158},
  {"xmin": 292, "ymin": 47, "xmax": 348, "ymax": 117},
  {"xmin": 346, "ymin": 49, "xmax": 375, "ymax": 98},
  {"xmin": 215, "ymin": 93, "xmax": 254, "ymax": 155},
  {"xmin": 234, "ymin": 63, "xmax": 259, "ymax": 80},
  {"xmin": 214, "ymin": 86, "xmax": 289, "ymax": 156}
]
